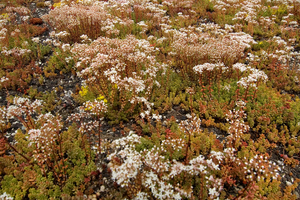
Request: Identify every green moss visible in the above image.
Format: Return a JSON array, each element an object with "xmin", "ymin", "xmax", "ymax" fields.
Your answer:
[
  {"xmin": 40, "ymin": 91, "xmax": 61, "ymax": 113},
  {"xmin": 44, "ymin": 47, "xmax": 74, "ymax": 76},
  {"xmin": 135, "ymin": 137, "xmax": 154, "ymax": 152},
  {"xmin": 252, "ymin": 40, "xmax": 272, "ymax": 51}
]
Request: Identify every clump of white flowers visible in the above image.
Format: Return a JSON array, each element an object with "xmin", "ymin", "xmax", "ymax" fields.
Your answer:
[
  {"xmin": 108, "ymin": 111, "xmax": 282, "ymax": 199},
  {"xmin": 237, "ymin": 67, "xmax": 268, "ymax": 89},
  {"xmin": 71, "ymin": 35, "xmax": 165, "ymax": 117}
]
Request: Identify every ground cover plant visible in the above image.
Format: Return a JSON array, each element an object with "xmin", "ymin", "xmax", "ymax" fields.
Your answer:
[{"xmin": 1, "ymin": 0, "xmax": 300, "ymax": 199}]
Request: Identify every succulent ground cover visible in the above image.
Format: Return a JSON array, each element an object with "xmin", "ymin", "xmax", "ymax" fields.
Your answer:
[{"xmin": 1, "ymin": 0, "xmax": 300, "ymax": 199}]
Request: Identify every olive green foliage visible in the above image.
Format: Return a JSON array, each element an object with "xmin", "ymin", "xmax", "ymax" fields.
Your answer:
[
  {"xmin": 44, "ymin": 47, "xmax": 75, "ymax": 77},
  {"xmin": 0, "ymin": 100, "xmax": 96, "ymax": 199},
  {"xmin": 0, "ymin": 19, "xmax": 51, "ymax": 91}
]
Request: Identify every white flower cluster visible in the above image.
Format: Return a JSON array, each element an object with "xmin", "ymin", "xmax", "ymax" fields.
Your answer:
[
  {"xmin": 237, "ymin": 67, "xmax": 268, "ymax": 89},
  {"xmin": 27, "ymin": 129, "xmax": 42, "ymax": 145},
  {"xmin": 5, "ymin": 6, "xmax": 30, "ymax": 15},
  {"xmin": 144, "ymin": 171, "xmax": 182, "ymax": 200},
  {"xmin": 1, "ymin": 97, "xmax": 64, "ymax": 165},
  {"xmin": 0, "ymin": 192, "xmax": 13, "ymax": 200},
  {"xmin": 232, "ymin": 0, "xmax": 262, "ymax": 24},
  {"xmin": 237, "ymin": 154, "xmax": 281, "ymax": 181},
  {"xmin": 233, "ymin": 63, "xmax": 248, "ymax": 72},
  {"xmin": 133, "ymin": 191, "xmax": 149, "ymax": 200},
  {"xmin": 228, "ymin": 32, "xmax": 257, "ymax": 48},
  {"xmin": 259, "ymin": 16, "xmax": 276, "ymax": 31},
  {"xmin": 42, "ymin": 3, "xmax": 120, "ymax": 36},
  {"xmin": 108, "ymin": 109, "xmax": 283, "ymax": 199},
  {"xmin": 152, "ymin": 113, "xmax": 162, "ymax": 120},
  {"xmin": 84, "ymin": 100, "xmax": 108, "ymax": 116},
  {"xmin": 224, "ymin": 104, "xmax": 281, "ymax": 180},
  {"xmin": 169, "ymin": 26, "xmax": 249, "ymax": 66},
  {"xmin": 10, "ymin": 28, "xmax": 20, "ymax": 37},
  {"xmin": 226, "ymin": 103, "xmax": 250, "ymax": 144},
  {"xmin": 77, "ymin": 0, "xmax": 98, "ymax": 5},
  {"xmin": 0, "ymin": 27, "xmax": 7, "ymax": 41},
  {"xmin": 212, "ymin": 0, "xmax": 240, "ymax": 11},
  {"xmin": 108, "ymin": 133, "xmax": 183, "ymax": 199},
  {"xmin": 179, "ymin": 114, "xmax": 202, "ymax": 133},
  {"xmin": 71, "ymin": 35, "xmax": 163, "ymax": 118},
  {"xmin": 108, "ymin": 133, "xmax": 143, "ymax": 185},
  {"xmin": 121, "ymin": 77, "xmax": 145, "ymax": 93},
  {"xmin": 0, "ymin": 106, "xmax": 8, "ymax": 130},
  {"xmin": 44, "ymin": 1, "xmax": 51, "ymax": 6},
  {"xmin": 7, "ymin": 97, "xmax": 43, "ymax": 120},
  {"xmin": 0, "ymin": 76, "xmax": 9, "ymax": 83},
  {"xmin": 193, "ymin": 62, "xmax": 225, "ymax": 74},
  {"xmin": 32, "ymin": 37, "xmax": 39, "ymax": 43},
  {"xmin": 168, "ymin": 149, "xmax": 245, "ymax": 198},
  {"xmin": 67, "ymin": 106, "xmax": 103, "ymax": 138},
  {"xmin": 28, "ymin": 113, "xmax": 63, "ymax": 163},
  {"xmin": 54, "ymin": 31, "xmax": 70, "ymax": 39},
  {"xmin": 163, "ymin": 0, "xmax": 193, "ymax": 9},
  {"xmin": 254, "ymin": 36, "xmax": 297, "ymax": 65},
  {"xmin": 61, "ymin": 43, "xmax": 70, "ymax": 52},
  {"xmin": 1, "ymin": 47, "xmax": 31, "ymax": 57}
]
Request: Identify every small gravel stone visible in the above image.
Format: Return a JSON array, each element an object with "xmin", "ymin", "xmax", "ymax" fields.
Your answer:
[{"xmin": 100, "ymin": 185, "xmax": 105, "ymax": 192}]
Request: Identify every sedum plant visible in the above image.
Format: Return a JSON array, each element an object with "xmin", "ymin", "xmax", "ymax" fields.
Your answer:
[
  {"xmin": 0, "ymin": 97, "xmax": 97, "ymax": 199},
  {"xmin": 42, "ymin": 2, "xmax": 120, "ymax": 43},
  {"xmin": 108, "ymin": 105, "xmax": 297, "ymax": 199},
  {"xmin": 71, "ymin": 35, "xmax": 167, "ymax": 123},
  {"xmin": 166, "ymin": 25, "xmax": 256, "ymax": 80}
]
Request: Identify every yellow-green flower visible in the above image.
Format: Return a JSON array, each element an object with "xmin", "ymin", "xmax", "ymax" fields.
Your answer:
[
  {"xmin": 85, "ymin": 106, "xmax": 93, "ymax": 111},
  {"xmin": 53, "ymin": 2, "xmax": 61, "ymax": 8},
  {"xmin": 79, "ymin": 86, "xmax": 88, "ymax": 97},
  {"xmin": 97, "ymin": 95, "xmax": 108, "ymax": 103},
  {"xmin": 1, "ymin": 13, "xmax": 9, "ymax": 19}
]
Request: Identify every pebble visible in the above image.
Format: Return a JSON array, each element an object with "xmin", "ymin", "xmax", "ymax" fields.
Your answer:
[
  {"xmin": 98, "ymin": 167, "xmax": 103, "ymax": 173},
  {"xmin": 108, "ymin": 131, "xmax": 114, "ymax": 135},
  {"xmin": 87, "ymin": 195, "xmax": 97, "ymax": 200},
  {"xmin": 100, "ymin": 185, "xmax": 105, "ymax": 192}
]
